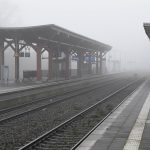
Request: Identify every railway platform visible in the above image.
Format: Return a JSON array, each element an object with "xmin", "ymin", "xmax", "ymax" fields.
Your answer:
[
  {"xmin": 76, "ymin": 79, "xmax": 150, "ymax": 150},
  {"xmin": 0, "ymin": 77, "xmax": 86, "ymax": 94},
  {"xmin": 0, "ymin": 81, "xmax": 43, "ymax": 94},
  {"xmin": 0, "ymin": 77, "xmax": 80, "ymax": 94},
  {"xmin": 0, "ymin": 74, "xmax": 114, "ymax": 94}
]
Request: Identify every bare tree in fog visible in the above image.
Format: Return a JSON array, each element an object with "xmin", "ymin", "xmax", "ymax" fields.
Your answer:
[{"xmin": 0, "ymin": 0, "xmax": 18, "ymax": 27}]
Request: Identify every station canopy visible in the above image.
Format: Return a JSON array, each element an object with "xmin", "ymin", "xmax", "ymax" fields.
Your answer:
[
  {"xmin": 143, "ymin": 23, "xmax": 150, "ymax": 39},
  {"xmin": 0, "ymin": 24, "xmax": 111, "ymax": 52}
]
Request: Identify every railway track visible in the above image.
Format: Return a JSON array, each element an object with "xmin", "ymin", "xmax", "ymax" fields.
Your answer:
[
  {"xmin": 18, "ymin": 78, "xmax": 144, "ymax": 150},
  {"xmin": 1, "ymin": 74, "xmax": 121, "ymax": 111},
  {"xmin": 0, "ymin": 76, "xmax": 129, "ymax": 124},
  {"xmin": 0, "ymin": 75, "xmax": 120, "ymax": 114},
  {"xmin": 0, "ymin": 73, "xmax": 119, "ymax": 98},
  {"xmin": 0, "ymin": 74, "xmax": 122, "ymax": 110}
]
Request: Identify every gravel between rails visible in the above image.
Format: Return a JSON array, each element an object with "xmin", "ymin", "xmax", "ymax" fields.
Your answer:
[{"xmin": 0, "ymin": 76, "xmax": 141, "ymax": 150}]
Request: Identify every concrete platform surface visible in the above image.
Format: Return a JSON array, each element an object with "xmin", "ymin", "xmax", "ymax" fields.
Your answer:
[
  {"xmin": 0, "ymin": 79, "xmax": 70, "ymax": 94},
  {"xmin": 0, "ymin": 75, "xmax": 100, "ymax": 94},
  {"xmin": 76, "ymin": 79, "xmax": 150, "ymax": 150}
]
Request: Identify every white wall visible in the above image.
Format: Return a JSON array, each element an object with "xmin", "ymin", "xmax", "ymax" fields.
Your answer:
[{"xmin": 5, "ymin": 48, "xmax": 36, "ymax": 81}]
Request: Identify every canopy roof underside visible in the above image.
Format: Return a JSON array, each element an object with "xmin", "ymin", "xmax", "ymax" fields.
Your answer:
[
  {"xmin": 143, "ymin": 23, "xmax": 150, "ymax": 39},
  {"xmin": 0, "ymin": 24, "xmax": 111, "ymax": 51}
]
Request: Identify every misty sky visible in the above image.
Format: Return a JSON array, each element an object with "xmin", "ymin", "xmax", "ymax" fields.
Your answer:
[{"xmin": 1, "ymin": 0, "xmax": 150, "ymax": 71}]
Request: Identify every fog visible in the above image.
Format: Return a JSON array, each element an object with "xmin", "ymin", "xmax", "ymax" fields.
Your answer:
[{"xmin": 1, "ymin": 0, "xmax": 150, "ymax": 72}]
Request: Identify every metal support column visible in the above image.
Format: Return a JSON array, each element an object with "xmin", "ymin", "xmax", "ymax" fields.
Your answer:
[
  {"xmin": 54, "ymin": 43, "xmax": 61, "ymax": 79},
  {"xmin": 14, "ymin": 39, "xmax": 19, "ymax": 81},
  {"xmin": 15, "ymin": 54, "xmax": 19, "ymax": 81},
  {"xmin": 96, "ymin": 51, "xmax": 98, "ymax": 74},
  {"xmin": 36, "ymin": 48, "xmax": 42, "ymax": 81},
  {"xmin": 48, "ymin": 49, "xmax": 53, "ymax": 80},
  {"xmin": 100, "ymin": 51, "xmax": 103, "ymax": 74},
  {"xmin": 77, "ymin": 50, "xmax": 84, "ymax": 77},
  {"xmin": 65, "ymin": 49, "xmax": 70, "ymax": 80},
  {"xmin": 0, "ymin": 40, "xmax": 4, "ymax": 80},
  {"xmin": 88, "ymin": 52, "xmax": 92, "ymax": 74}
]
